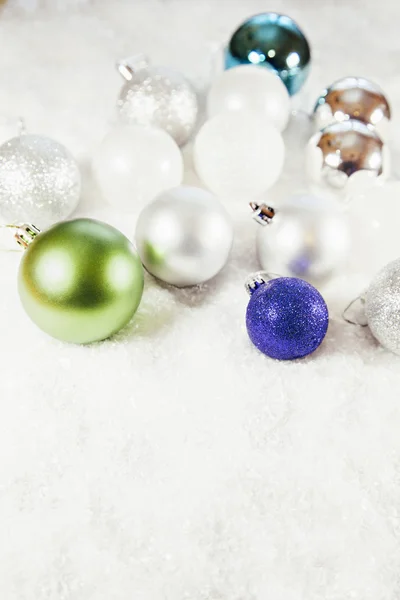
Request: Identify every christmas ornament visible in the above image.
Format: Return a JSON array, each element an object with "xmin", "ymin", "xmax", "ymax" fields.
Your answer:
[
  {"xmin": 306, "ymin": 120, "xmax": 390, "ymax": 191},
  {"xmin": 0, "ymin": 134, "xmax": 81, "ymax": 228},
  {"xmin": 135, "ymin": 186, "xmax": 233, "ymax": 287},
  {"xmin": 193, "ymin": 111, "xmax": 284, "ymax": 199},
  {"xmin": 245, "ymin": 273, "xmax": 329, "ymax": 360},
  {"xmin": 225, "ymin": 13, "xmax": 311, "ymax": 95},
  {"xmin": 313, "ymin": 76, "xmax": 391, "ymax": 139},
  {"xmin": 116, "ymin": 55, "xmax": 198, "ymax": 147},
  {"xmin": 207, "ymin": 65, "xmax": 290, "ymax": 132},
  {"xmin": 251, "ymin": 195, "xmax": 350, "ymax": 283},
  {"xmin": 365, "ymin": 258, "xmax": 400, "ymax": 354},
  {"xmin": 17, "ymin": 218, "xmax": 144, "ymax": 344},
  {"xmin": 92, "ymin": 125, "xmax": 183, "ymax": 211}
]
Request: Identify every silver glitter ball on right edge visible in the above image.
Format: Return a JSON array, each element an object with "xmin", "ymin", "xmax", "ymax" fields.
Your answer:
[
  {"xmin": 306, "ymin": 120, "xmax": 390, "ymax": 191},
  {"xmin": 0, "ymin": 134, "xmax": 81, "ymax": 228},
  {"xmin": 313, "ymin": 76, "xmax": 391, "ymax": 139},
  {"xmin": 117, "ymin": 64, "xmax": 198, "ymax": 147},
  {"xmin": 366, "ymin": 258, "xmax": 400, "ymax": 354}
]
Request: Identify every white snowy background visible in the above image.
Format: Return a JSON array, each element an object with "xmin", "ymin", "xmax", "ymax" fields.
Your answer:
[{"xmin": 1, "ymin": 0, "xmax": 400, "ymax": 599}]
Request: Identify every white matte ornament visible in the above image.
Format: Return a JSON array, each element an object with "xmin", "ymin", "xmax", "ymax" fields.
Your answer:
[
  {"xmin": 0, "ymin": 134, "xmax": 81, "ymax": 228},
  {"xmin": 366, "ymin": 258, "xmax": 400, "ymax": 355},
  {"xmin": 255, "ymin": 194, "xmax": 350, "ymax": 283},
  {"xmin": 135, "ymin": 186, "xmax": 233, "ymax": 287},
  {"xmin": 207, "ymin": 65, "xmax": 291, "ymax": 132},
  {"xmin": 193, "ymin": 111, "xmax": 285, "ymax": 199},
  {"xmin": 92, "ymin": 125, "xmax": 183, "ymax": 211}
]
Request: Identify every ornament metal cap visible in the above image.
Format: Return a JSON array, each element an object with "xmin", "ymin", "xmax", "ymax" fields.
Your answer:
[
  {"xmin": 12, "ymin": 223, "xmax": 41, "ymax": 249},
  {"xmin": 249, "ymin": 202, "xmax": 275, "ymax": 225},
  {"xmin": 116, "ymin": 54, "xmax": 149, "ymax": 81},
  {"xmin": 245, "ymin": 271, "xmax": 279, "ymax": 296}
]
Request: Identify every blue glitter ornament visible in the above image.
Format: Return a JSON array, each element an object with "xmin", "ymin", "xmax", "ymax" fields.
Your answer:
[
  {"xmin": 245, "ymin": 275, "xmax": 329, "ymax": 360},
  {"xmin": 225, "ymin": 13, "xmax": 311, "ymax": 95}
]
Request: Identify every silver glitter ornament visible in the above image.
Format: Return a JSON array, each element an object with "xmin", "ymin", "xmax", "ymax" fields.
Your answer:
[
  {"xmin": 135, "ymin": 186, "xmax": 233, "ymax": 287},
  {"xmin": 251, "ymin": 194, "xmax": 350, "ymax": 283},
  {"xmin": 306, "ymin": 120, "xmax": 390, "ymax": 191},
  {"xmin": 116, "ymin": 56, "xmax": 198, "ymax": 147},
  {"xmin": 0, "ymin": 134, "xmax": 81, "ymax": 228},
  {"xmin": 313, "ymin": 76, "xmax": 391, "ymax": 139},
  {"xmin": 366, "ymin": 258, "xmax": 400, "ymax": 355}
]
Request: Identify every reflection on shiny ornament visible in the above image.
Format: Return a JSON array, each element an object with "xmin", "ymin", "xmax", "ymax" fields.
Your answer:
[
  {"xmin": 306, "ymin": 120, "xmax": 390, "ymax": 192},
  {"xmin": 313, "ymin": 76, "xmax": 391, "ymax": 139},
  {"xmin": 225, "ymin": 12, "xmax": 311, "ymax": 95}
]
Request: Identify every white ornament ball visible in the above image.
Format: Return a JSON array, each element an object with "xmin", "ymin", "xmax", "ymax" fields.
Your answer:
[
  {"xmin": 0, "ymin": 134, "xmax": 81, "ymax": 228},
  {"xmin": 117, "ymin": 65, "xmax": 198, "ymax": 146},
  {"xmin": 366, "ymin": 258, "xmax": 400, "ymax": 355},
  {"xmin": 256, "ymin": 194, "xmax": 350, "ymax": 283},
  {"xmin": 193, "ymin": 111, "xmax": 285, "ymax": 199},
  {"xmin": 92, "ymin": 125, "xmax": 183, "ymax": 211},
  {"xmin": 207, "ymin": 65, "xmax": 291, "ymax": 131},
  {"xmin": 135, "ymin": 186, "xmax": 233, "ymax": 287}
]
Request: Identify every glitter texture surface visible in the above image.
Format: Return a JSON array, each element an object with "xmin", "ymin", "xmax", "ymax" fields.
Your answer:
[
  {"xmin": 117, "ymin": 66, "xmax": 198, "ymax": 146},
  {"xmin": 0, "ymin": 134, "xmax": 81, "ymax": 228},
  {"xmin": 246, "ymin": 277, "xmax": 329, "ymax": 360},
  {"xmin": 366, "ymin": 258, "xmax": 400, "ymax": 355}
]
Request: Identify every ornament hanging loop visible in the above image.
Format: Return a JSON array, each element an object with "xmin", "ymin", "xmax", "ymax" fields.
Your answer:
[
  {"xmin": 342, "ymin": 294, "xmax": 368, "ymax": 327},
  {"xmin": 250, "ymin": 202, "xmax": 275, "ymax": 225},
  {"xmin": 116, "ymin": 54, "xmax": 150, "ymax": 81},
  {"xmin": 245, "ymin": 271, "xmax": 280, "ymax": 296}
]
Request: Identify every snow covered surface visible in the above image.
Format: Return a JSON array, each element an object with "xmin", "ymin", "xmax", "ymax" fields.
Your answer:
[{"xmin": 1, "ymin": 1, "xmax": 400, "ymax": 598}]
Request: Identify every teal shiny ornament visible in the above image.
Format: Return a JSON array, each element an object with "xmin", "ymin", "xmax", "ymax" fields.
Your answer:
[
  {"xmin": 225, "ymin": 13, "xmax": 311, "ymax": 95},
  {"xmin": 18, "ymin": 219, "xmax": 144, "ymax": 344}
]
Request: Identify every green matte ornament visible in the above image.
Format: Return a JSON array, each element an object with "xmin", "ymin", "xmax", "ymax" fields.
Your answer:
[{"xmin": 18, "ymin": 218, "xmax": 144, "ymax": 344}]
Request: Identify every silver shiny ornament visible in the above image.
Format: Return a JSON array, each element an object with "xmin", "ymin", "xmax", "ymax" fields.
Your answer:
[
  {"xmin": 251, "ymin": 194, "xmax": 350, "ymax": 283},
  {"xmin": 116, "ymin": 55, "xmax": 198, "ymax": 147},
  {"xmin": 366, "ymin": 258, "xmax": 400, "ymax": 354},
  {"xmin": 313, "ymin": 76, "xmax": 391, "ymax": 138},
  {"xmin": 135, "ymin": 186, "xmax": 233, "ymax": 287},
  {"xmin": 306, "ymin": 120, "xmax": 390, "ymax": 191},
  {"xmin": 0, "ymin": 134, "xmax": 81, "ymax": 228}
]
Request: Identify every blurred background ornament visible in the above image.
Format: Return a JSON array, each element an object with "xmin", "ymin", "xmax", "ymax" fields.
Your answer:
[
  {"xmin": 313, "ymin": 76, "xmax": 391, "ymax": 139},
  {"xmin": 0, "ymin": 134, "xmax": 81, "ymax": 229},
  {"xmin": 18, "ymin": 218, "xmax": 144, "ymax": 344},
  {"xmin": 207, "ymin": 65, "xmax": 290, "ymax": 132},
  {"xmin": 365, "ymin": 258, "xmax": 400, "ymax": 355},
  {"xmin": 193, "ymin": 111, "xmax": 284, "ymax": 199},
  {"xmin": 245, "ymin": 273, "xmax": 329, "ymax": 360},
  {"xmin": 251, "ymin": 194, "xmax": 350, "ymax": 284},
  {"xmin": 135, "ymin": 186, "xmax": 233, "ymax": 287},
  {"xmin": 116, "ymin": 55, "xmax": 198, "ymax": 147},
  {"xmin": 92, "ymin": 124, "xmax": 183, "ymax": 212},
  {"xmin": 225, "ymin": 13, "xmax": 311, "ymax": 95},
  {"xmin": 306, "ymin": 120, "xmax": 390, "ymax": 192}
]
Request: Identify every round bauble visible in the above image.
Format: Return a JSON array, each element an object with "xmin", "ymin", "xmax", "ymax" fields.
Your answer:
[
  {"xmin": 313, "ymin": 76, "xmax": 391, "ymax": 139},
  {"xmin": 306, "ymin": 120, "xmax": 390, "ymax": 191},
  {"xmin": 246, "ymin": 276, "xmax": 329, "ymax": 360},
  {"xmin": 366, "ymin": 258, "xmax": 400, "ymax": 355},
  {"xmin": 255, "ymin": 195, "xmax": 350, "ymax": 283},
  {"xmin": 207, "ymin": 65, "xmax": 290, "ymax": 131},
  {"xmin": 135, "ymin": 186, "xmax": 233, "ymax": 287},
  {"xmin": 0, "ymin": 134, "xmax": 81, "ymax": 228},
  {"xmin": 18, "ymin": 218, "xmax": 144, "ymax": 344},
  {"xmin": 117, "ymin": 64, "xmax": 198, "ymax": 146},
  {"xmin": 92, "ymin": 125, "xmax": 183, "ymax": 211},
  {"xmin": 225, "ymin": 13, "xmax": 311, "ymax": 95},
  {"xmin": 193, "ymin": 111, "xmax": 284, "ymax": 199}
]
